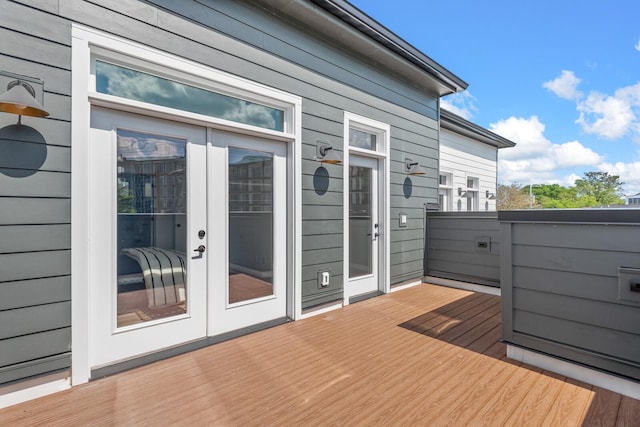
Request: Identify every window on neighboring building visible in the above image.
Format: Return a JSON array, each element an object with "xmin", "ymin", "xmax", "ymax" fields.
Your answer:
[
  {"xmin": 439, "ymin": 173, "xmax": 453, "ymax": 211},
  {"xmin": 466, "ymin": 177, "xmax": 479, "ymax": 211}
]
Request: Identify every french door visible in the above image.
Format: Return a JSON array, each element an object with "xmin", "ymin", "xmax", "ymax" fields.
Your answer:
[
  {"xmin": 208, "ymin": 130, "xmax": 288, "ymax": 335},
  {"xmin": 347, "ymin": 155, "xmax": 380, "ymax": 298},
  {"xmin": 89, "ymin": 108, "xmax": 207, "ymax": 367},
  {"xmin": 89, "ymin": 110, "xmax": 289, "ymax": 369}
]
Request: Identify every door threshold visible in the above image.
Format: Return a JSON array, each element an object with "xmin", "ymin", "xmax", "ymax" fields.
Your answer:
[{"xmin": 349, "ymin": 290, "xmax": 383, "ymax": 304}]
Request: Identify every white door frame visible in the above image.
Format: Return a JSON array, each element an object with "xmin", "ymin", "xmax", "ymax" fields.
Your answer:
[
  {"xmin": 71, "ymin": 25, "xmax": 302, "ymax": 385},
  {"xmin": 343, "ymin": 112, "xmax": 390, "ymax": 304}
]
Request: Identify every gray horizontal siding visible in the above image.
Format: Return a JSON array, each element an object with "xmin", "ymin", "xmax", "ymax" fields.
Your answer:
[
  {"xmin": 0, "ymin": 276, "xmax": 71, "ymax": 311},
  {"xmin": 1, "ymin": 1, "xmax": 72, "ymax": 385},
  {"xmin": 501, "ymin": 216, "xmax": 640, "ymax": 381},
  {"xmin": 425, "ymin": 212, "xmax": 501, "ymax": 287}
]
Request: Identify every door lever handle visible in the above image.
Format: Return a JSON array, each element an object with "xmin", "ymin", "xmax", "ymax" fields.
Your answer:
[{"xmin": 194, "ymin": 245, "xmax": 206, "ymax": 253}]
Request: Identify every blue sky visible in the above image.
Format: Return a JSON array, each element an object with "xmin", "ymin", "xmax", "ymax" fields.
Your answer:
[{"xmin": 350, "ymin": 0, "xmax": 640, "ymax": 196}]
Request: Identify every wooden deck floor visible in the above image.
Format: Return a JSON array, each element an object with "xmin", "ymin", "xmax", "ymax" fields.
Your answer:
[{"xmin": 2, "ymin": 283, "xmax": 639, "ymax": 426}]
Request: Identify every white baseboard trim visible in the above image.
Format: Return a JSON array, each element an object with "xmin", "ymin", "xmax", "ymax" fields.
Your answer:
[
  {"xmin": 300, "ymin": 301, "xmax": 343, "ymax": 319},
  {"xmin": 0, "ymin": 372, "xmax": 71, "ymax": 409},
  {"xmin": 424, "ymin": 276, "xmax": 501, "ymax": 296},
  {"xmin": 507, "ymin": 345, "xmax": 640, "ymax": 400},
  {"xmin": 389, "ymin": 280, "xmax": 422, "ymax": 293}
]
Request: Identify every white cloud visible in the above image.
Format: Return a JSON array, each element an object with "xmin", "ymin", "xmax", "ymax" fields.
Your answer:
[
  {"xmin": 543, "ymin": 70, "xmax": 583, "ymax": 100},
  {"xmin": 635, "ymin": 39, "xmax": 640, "ymax": 51},
  {"xmin": 576, "ymin": 90, "xmax": 636, "ymax": 140},
  {"xmin": 491, "ymin": 116, "xmax": 603, "ymax": 184},
  {"xmin": 440, "ymin": 91, "xmax": 477, "ymax": 120}
]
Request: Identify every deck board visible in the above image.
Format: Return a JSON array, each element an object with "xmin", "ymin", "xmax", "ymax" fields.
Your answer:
[{"xmin": 1, "ymin": 283, "xmax": 638, "ymax": 426}]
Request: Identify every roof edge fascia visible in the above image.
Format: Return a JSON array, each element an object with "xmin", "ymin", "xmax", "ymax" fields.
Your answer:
[{"xmin": 441, "ymin": 108, "xmax": 516, "ymax": 149}]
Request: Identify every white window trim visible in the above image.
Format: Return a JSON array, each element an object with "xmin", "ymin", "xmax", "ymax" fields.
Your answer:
[
  {"xmin": 439, "ymin": 171, "xmax": 453, "ymax": 188},
  {"xmin": 343, "ymin": 111, "xmax": 391, "ymax": 304},
  {"xmin": 71, "ymin": 24, "xmax": 302, "ymax": 385}
]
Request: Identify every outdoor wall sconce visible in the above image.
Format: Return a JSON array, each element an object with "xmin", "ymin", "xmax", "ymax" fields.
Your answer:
[
  {"xmin": 486, "ymin": 191, "xmax": 496, "ymax": 200},
  {"xmin": 458, "ymin": 187, "xmax": 472, "ymax": 198},
  {"xmin": 315, "ymin": 141, "xmax": 342, "ymax": 164},
  {"xmin": 405, "ymin": 158, "xmax": 426, "ymax": 175},
  {"xmin": 0, "ymin": 79, "xmax": 49, "ymax": 123}
]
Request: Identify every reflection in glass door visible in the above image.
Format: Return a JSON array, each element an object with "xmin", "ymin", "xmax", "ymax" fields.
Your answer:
[
  {"xmin": 228, "ymin": 147, "xmax": 274, "ymax": 304},
  {"xmin": 116, "ymin": 130, "xmax": 188, "ymax": 327}
]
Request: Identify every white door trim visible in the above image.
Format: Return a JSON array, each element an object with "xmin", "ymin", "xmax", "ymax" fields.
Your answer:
[
  {"xmin": 71, "ymin": 24, "xmax": 302, "ymax": 385},
  {"xmin": 343, "ymin": 112, "xmax": 390, "ymax": 305}
]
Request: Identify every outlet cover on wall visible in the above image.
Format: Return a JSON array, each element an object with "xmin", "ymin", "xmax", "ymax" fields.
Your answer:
[{"xmin": 317, "ymin": 270, "xmax": 330, "ymax": 288}]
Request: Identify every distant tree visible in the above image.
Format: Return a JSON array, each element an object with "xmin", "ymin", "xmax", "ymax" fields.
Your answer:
[
  {"xmin": 574, "ymin": 172, "xmax": 624, "ymax": 206},
  {"xmin": 497, "ymin": 183, "xmax": 535, "ymax": 210},
  {"xmin": 532, "ymin": 184, "xmax": 597, "ymax": 208}
]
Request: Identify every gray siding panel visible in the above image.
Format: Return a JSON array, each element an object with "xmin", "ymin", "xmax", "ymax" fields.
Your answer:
[
  {"xmin": 0, "ymin": 354, "xmax": 69, "ymax": 386},
  {"xmin": 0, "ymin": 250, "xmax": 71, "ymax": 283},
  {"xmin": 0, "ymin": 142, "xmax": 70, "ymax": 172},
  {"xmin": 0, "ymin": 198, "xmax": 70, "ymax": 225},
  {"xmin": 0, "ymin": 328, "xmax": 71, "ymax": 368},
  {"xmin": 501, "ymin": 216, "xmax": 640, "ymax": 381},
  {"xmin": 0, "ymin": 170, "xmax": 70, "ymax": 198},
  {"xmin": 0, "ymin": 276, "xmax": 71, "ymax": 311},
  {"xmin": 0, "ymin": 225, "xmax": 70, "ymax": 254},
  {"xmin": 0, "ymin": 301, "xmax": 71, "ymax": 340},
  {"xmin": 425, "ymin": 213, "xmax": 501, "ymax": 287},
  {"xmin": 0, "ymin": 27, "xmax": 70, "ymax": 70}
]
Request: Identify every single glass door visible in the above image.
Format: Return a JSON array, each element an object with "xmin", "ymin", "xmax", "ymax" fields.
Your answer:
[
  {"xmin": 89, "ymin": 108, "xmax": 207, "ymax": 368},
  {"xmin": 347, "ymin": 155, "xmax": 380, "ymax": 298},
  {"xmin": 208, "ymin": 130, "xmax": 288, "ymax": 335}
]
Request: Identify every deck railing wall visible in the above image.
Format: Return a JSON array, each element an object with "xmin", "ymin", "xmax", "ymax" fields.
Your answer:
[
  {"xmin": 500, "ymin": 210, "xmax": 640, "ymax": 381},
  {"xmin": 424, "ymin": 211, "xmax": 501, "ymax": 287}
]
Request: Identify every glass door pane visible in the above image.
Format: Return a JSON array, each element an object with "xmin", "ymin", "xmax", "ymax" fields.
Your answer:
[
  {"xmin": 349, "ymin": 165, "xmax": 373, "ymax": 278},
  {"xmin": 228, "ymin": 147, "xmax": 274, "ymax": 304},
  {"xmin": 116, "ymin": 129, "xmax": 188, "ymax": 327}
]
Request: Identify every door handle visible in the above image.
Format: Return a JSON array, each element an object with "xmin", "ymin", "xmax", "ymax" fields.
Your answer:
[{"xmin": 194, "ymin": 245, "xmax": 206, "ymax": 254}]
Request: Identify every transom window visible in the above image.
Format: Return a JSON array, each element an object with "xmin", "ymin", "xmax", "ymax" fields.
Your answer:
[
  {"xmin": 95, "ymin": 60, "xmax": 285, "ymax": 131},
  {"xmin": 349, "ymin": 128, "xmax": 377, "ymax": 151}
]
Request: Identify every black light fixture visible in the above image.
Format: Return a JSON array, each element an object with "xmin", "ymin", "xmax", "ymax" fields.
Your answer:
[
  {"xmin": 486, "ymin": 190, "xmax": 496, "ymax": 200},
  {"xmin": 315, "ymin": 141, "xmax": 342, "ymax": 164},
  {"xmin": 405, "ymin": 158, "xmax": 426, "ymax": 175},
  {"xmin": 0, "ymin": 79, "xmax": 49, "ymax": 123},
  {"xmin": 458, "ymin": 187, "xmax": 472, "ymax": 198}
]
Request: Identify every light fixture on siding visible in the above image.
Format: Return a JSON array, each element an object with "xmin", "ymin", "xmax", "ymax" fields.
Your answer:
[
  {"xmin": 458, "ymin": 187, "xmax": 472, "ymax": 198},
  {"xmin": 0, "ymin": 79, "xmax": 49, "ymax": 123},
  {"xmin": 486, "ymin": 191, "xmax": 496, "ymax": 200},
  {"xmin": 405, "ymin": 158, "xmax": 426, "ymax": 175},
  {"xmin": 315, "ymin": 141, "xmax": 342, "ymax": 164}
]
